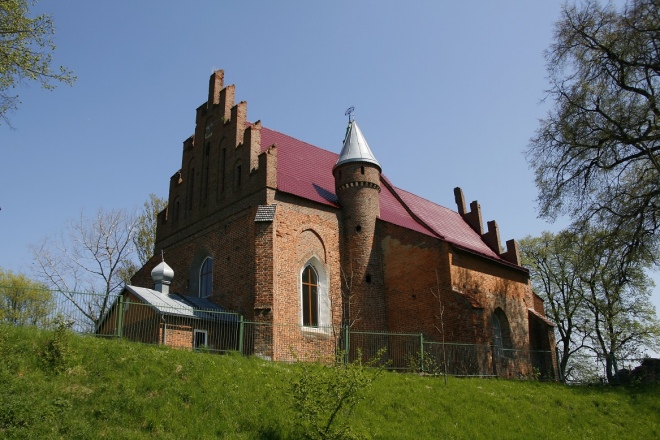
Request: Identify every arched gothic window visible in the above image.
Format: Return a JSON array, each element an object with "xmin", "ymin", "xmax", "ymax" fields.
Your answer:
[
  {"xmin": 493, "ymin": 308, "xmax": 513, "ymax": 358},
  {"xmin": 300, "ymin": 257, "xmax": 330, "ymax": 330},
  {"xmin": 199, "ymin": 257, "xmax": 213, "ymax": 298},
  {"xmin": 301, "ymin": 265, "xmax": 319, "ymax": 327}
]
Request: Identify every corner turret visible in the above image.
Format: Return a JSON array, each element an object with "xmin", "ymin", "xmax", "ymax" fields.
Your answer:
[{"xmin": 333, "ymin": 116, "xmax": 385, "ymax": 332}]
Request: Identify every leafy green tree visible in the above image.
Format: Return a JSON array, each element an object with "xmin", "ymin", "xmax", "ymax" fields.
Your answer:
[
  {"xmin": 521, "ymin": 229, "xmax": 660, "ymax": 383},
  {"xmin": 526, "ymin": 0, "xmax": 660, "ymax": 260},
  {"xmin": 577, "ymin": 230, "xmax": 659, "ymax": 383},
  {"xmin": 520, "ymin": 231, "xmax": 589, "ymax": 382},
  {"xmin": 0, "ymin": 268, "xmax": 53, "ymax": 327},
  {"xmin": 133, "ymin": 194, "xmax": 167, "ymax": 265},
  {"xmin": 0, "ymin": 0, "xmax": 75, "ymax": 125}
]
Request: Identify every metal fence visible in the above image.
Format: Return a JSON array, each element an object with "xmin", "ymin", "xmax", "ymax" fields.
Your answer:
[
  {"xmin": 2, "ymin": 288, "xmax": 557, "ymax": 379},
  {"xmin": 556, "ymin": 348, "xmax": 656, "ymax": 384}
]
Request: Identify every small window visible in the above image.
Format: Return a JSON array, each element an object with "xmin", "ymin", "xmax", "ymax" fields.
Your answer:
[
  {"xmin": 199, "ymin": 257, "xmax": 213, "ymax": 298},
  {"xmin": 194, "ymin": 329, "xmax": 208, "ymax": 349},
  {"xmin": 302, "ymin": 265, "xmax": 319, "ymax": 327}
]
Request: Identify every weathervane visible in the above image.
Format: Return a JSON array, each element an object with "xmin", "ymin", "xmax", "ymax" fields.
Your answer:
[{"xmin": 345, "ymin": 106, "xmax": 355, "ymax": 122}]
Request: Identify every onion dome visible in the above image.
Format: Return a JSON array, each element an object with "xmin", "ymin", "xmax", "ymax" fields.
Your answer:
[{"xmin": 151, "ymin": 260, "xmax": 174, "ymax": 292}]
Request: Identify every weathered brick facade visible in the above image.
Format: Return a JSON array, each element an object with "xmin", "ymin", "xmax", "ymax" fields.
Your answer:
[{"xmin": 129, "ymin": 70, "xmax": 556, "ymax": 376}]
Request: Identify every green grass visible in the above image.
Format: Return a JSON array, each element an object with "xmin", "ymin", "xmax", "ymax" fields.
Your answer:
[{"xmin": 1, "ymin": 324, "xmax": 658, "ymax": 439}]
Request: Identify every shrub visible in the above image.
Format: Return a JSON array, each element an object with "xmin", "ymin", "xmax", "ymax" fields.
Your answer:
[
  {"xmin": 40, "ymin": 317, "xmax": 76, "ymax": 374},
  {"xmin": 291, "ymin": 350, "xmax": 385, "ymax": 440}
]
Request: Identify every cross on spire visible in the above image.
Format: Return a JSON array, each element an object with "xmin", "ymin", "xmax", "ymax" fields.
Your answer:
[{"xmin": 345, "ymin": 106, "xmax": 355, "ymax": 123}]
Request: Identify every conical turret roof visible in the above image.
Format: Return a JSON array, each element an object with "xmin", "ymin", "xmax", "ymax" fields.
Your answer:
[{"xmin": 333, "ymin": 120, "xmax": 381, "ymax": 172}]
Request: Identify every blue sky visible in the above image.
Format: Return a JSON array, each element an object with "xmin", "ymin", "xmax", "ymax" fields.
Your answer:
[{"xmin": 1, "ymin": 0, "xmax": 658, "ymax": 327}]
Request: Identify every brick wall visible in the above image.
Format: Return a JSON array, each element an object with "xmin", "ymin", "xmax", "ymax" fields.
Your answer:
[
  {"xmin": 270, "ymin": 195, "xmax": 342, "ymax": 361},
  {"xmin": 449, "ymin": 248, "xmax": 533, "ymax": 351},
  {"xmin": 162, "ymin": 323, "xmax": 193, "ymax": 349},
  {"xmin": 378, "ymin": 221, "xmax": 481, "ymax": 343}
]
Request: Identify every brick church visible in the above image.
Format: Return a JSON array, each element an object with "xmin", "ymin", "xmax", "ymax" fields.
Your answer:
[{"xmin": 127, "ymin": 70, "xmax": 556, "ymax": 376}]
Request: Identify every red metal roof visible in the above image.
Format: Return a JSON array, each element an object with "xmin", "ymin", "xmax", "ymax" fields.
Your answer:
[
  {"xmin": 260, "ymin": 127, "xmax": 504, "ymax": 262},
  {"xmin": 262, "ymin": 127, "xmax": 340, "ymax": 207}
]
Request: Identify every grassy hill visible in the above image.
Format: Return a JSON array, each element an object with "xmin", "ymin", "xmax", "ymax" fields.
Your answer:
[{"xmin": 1, "ymin": 324, "xmax": 658, "ymax": 439}]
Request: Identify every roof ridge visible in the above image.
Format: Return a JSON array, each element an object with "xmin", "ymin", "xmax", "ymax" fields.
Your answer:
[
  {"xmin": 390, "ymin": 183, "xmax": 457, "ymax": 214},
  {"xmin": 379, "ymin": 177, "xmax": 444, "ymax": 239}
]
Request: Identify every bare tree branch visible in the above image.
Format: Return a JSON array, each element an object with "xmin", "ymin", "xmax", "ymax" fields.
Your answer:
[{"xmin": 31, "ymin": 208, "xmax": 138, "ymax": 327}]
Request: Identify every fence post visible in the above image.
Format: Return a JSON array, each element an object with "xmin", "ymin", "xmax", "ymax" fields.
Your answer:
[
  {"xmin": 117, "ymin": 296, "xmax": 124, "ymax": 339},
  {"xmin": 420, "ymin": 333, "xmax": 425, "ymax": 373},
  {"xmin": 344, "ymin": 325, "xmax": 350, "ymax": 365},
  {"xmin": 238, "ymin": 315, "xmax": 244, "ymax": 355}
]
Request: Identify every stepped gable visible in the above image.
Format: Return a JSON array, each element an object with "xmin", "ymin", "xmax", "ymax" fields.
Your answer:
[{"xmin": 259, "ymin": 126, "xmax": 509, "ymax": 264}]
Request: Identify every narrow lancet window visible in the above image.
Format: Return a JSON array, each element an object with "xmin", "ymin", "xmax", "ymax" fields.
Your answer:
[
  {"xmin": 199, "ymin": 257, "xmax": 213, "ymax": 298},
  {"xmin": 302, "ymin": 265, "xmax": 319, "ymax": 326}
]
